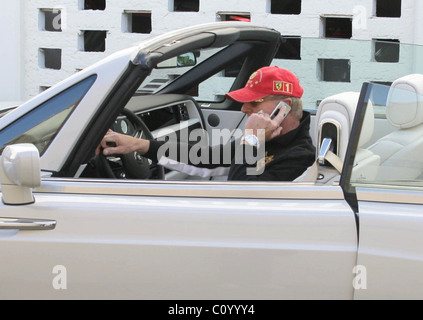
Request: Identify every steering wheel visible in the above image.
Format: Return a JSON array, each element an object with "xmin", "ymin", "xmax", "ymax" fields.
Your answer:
[{"xmin": 99, "ymin": 108, "xmax": 165, "ymax": 180}]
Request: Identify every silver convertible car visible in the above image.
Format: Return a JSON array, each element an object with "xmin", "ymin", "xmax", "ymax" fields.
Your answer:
[{"xmin": 1, "ymin": 22, "xmax": 423, "ymax": 300}]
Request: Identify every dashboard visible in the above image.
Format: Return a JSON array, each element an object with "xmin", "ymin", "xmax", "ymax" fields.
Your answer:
[{"xmin": 119, "ymin": 94, "xmax": 204, "ymax": 140}]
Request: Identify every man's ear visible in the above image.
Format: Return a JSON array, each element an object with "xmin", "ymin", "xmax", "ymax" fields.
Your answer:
[{"xmin": 283, "ymin": 98, "xmax": 293, "ymax": 107}]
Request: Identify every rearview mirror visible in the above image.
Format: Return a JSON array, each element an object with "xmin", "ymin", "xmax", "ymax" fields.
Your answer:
[
  {"xmin": 0, "ymin": 144, "xmax": 41, "ymax": 205},
  {"xmin": 157, "ymin": 52, "xmax": 197, "ymax": 69}
]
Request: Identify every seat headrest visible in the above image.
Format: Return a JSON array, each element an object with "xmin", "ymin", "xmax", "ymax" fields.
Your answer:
[
  {"xmin": 387, "ymin": 74, "xmax": 423, "ymax": 129},
  {"xmin": 315, "ymin": 92, "xmax": 360, "ymax": 160}
]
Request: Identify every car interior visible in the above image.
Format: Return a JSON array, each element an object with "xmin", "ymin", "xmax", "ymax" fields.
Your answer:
[
  {"xmin": 78, "ymin": 41, "xmax": 423, "ymax": 185},
  {"xmin": 92, "ymin": 74, "xmax": 423, "ymax": 186}
]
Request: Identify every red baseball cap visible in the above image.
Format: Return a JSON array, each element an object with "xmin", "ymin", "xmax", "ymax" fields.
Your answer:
[{"xmin": 226, "ymin": 66, "xmax": 304, "ymax": 102}]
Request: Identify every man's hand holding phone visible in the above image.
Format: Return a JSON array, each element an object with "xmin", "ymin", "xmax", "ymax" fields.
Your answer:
[{"xmin": 243, "ymin": 101, "xmax": 292, "ymax": 142}]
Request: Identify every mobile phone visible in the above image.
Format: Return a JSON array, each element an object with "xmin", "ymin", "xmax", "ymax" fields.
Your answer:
[{"xmin": 270, "ymin": 101, "xmax": 291, "ymax": 121}]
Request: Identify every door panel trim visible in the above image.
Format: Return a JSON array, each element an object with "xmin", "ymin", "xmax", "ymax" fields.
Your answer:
[
  {"xmin": 356, "ymin": 187, "xmax": 423, "ymax": 205},
  {"xmin": 35, "ymin": 178, "xmax": 345, "ymax": 200}
]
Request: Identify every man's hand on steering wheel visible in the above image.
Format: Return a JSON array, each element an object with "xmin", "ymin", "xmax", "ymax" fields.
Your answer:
[
  {"xmin": 98, "ymin": 129, "xmax": 150, "ymax": 156},
  {"xmin": 96, "ymin": 108, "xmax": 164, "ymax": 180}
]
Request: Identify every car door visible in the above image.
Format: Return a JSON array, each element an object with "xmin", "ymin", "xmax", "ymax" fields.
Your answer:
[
  {"xmin": 0, "ymin": 174, "xmax": 357, "ymax": 299},
  {"xmin": 345, "ymin": 82, "xmax": 423, "ymax": 300},
  {"xmin": 354, "ymin": 188, "xmax": 423, "ymax": 299}
]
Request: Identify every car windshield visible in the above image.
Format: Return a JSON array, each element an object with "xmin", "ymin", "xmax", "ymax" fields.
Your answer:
[{"xmin": 0, "ymin": 76, "xmax": 96, "ymax": 156}]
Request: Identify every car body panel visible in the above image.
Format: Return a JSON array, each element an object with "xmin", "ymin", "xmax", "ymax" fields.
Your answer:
[
  {"xmin": 354, "ymin": 187, "xmax": 423, "ymax": 300},
  {"xmin": 0, "ymin": 179, "xmax": 357, "ymax": 299}
]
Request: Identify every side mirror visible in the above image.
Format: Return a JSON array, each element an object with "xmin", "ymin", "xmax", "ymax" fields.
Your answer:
[{"xmin": 0, "ymin": 144, "xmax": 41, "ymax": 205}]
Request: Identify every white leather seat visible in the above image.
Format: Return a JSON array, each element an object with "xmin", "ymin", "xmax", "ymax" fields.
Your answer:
[
  {"xmin": 317, "ymin": 92, "xmax": 380, "ymax": 182},
  {"xmin": 296, "ymin": 91, "xmax": 379, "ymax": 184},
  {"xmin": 368, "ymin": 74, "xmax": 423, "ymax": 181},
  {"xmin": 315, "ymin": 91, "xmax": 360, "ymax": 163}
]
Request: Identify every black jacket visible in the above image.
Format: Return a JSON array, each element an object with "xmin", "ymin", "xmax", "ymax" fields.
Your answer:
[
  {"xmin": 228, "ymin": 112, "xmax": 316, "ymax": 181},
  {"xmin": 145, "ymin": 112, "xmax": 316, "ymax": 182}
]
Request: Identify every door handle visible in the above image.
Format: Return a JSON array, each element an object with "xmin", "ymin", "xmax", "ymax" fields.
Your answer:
[{"xmin": 0, "ymin": 218, "xmax": 56, "ymax": 231}]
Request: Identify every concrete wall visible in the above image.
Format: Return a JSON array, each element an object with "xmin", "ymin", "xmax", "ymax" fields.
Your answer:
[
  {"xmin": 2, "ymin": 0, "xmax": 423, "ymax": 106},
  {"xmin": 0, "ymin": 0, "xmax": 24, "ymax": 107}
]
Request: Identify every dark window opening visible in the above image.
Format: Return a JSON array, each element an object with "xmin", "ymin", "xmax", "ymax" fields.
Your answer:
[
  {"xmin": 270, "ymin": 0, "xmax": 302, "ymax": 14},
  {"xmin": 82, "ymin": 31, "xmax": 107, "ymax": 52},
  {"xmin": 319, "ymin": 59, "xmax": 351, "ymax": 82},
  {"xmin": 275, "ymin": 36, "xmax": 301, "ymax": 60},
  {"xmin": 173, "ymin": 0, "xmax": 199, "ymax": 12},
  {"xmin": 217, "ymin": 12, "xmax": 251, "ymax": 22},
  {"xmin": 376, "ymin": 0, "xmax": 401, "ymax": 17},
  {"xmin": 124, "ymin": 11, "xmax": 152, "ymax": 34},
  {"xmin": 41, "ymin": 9, "xmax": 62, "ymax": 32},
  {"xmin": 84, "ymin": 0, "xmax": 106, "ymax": 10},
  {"xmin": 39, "ymin": 48, "xmax": 62, "ymax": 70},
  {"xmin": 374, "ymin": 39, "xmax": 400, "ymax": 63},
  {"xmin": 324, "ymin": 17, "xmax": 352, "ymax": 39}
]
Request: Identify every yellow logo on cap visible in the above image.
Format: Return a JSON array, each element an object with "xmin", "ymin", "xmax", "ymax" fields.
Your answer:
[
  {"xmin": 274, "ymin": 81, "xmax": 293, "ymax": 94},
  {"xmin": 246, "ymin": 70, "xmax": 263, "ymax": 88},
  {"xmin": 249, "ymin": 72, "xmax": 258, "ymax": 80}
]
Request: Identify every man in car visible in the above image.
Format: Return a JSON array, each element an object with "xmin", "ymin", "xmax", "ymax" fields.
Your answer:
[{"xmin": 98, "ymin": 66, "xmax": 316, "ymax": 181}]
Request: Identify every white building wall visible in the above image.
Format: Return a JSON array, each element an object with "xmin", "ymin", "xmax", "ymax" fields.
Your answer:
[
  {"xmin": 2, "ymin": 0, "xmax": 423, "ymax": 106},
  {"xmin": 0, "ymin": 0, "xmax": 24, "ymax": 107}
]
